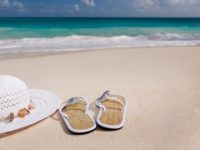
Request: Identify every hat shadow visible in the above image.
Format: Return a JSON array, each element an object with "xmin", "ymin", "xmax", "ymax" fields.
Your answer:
[
  {"xmin": 0, "ymin": 125, "xmax": 33, "ymax": 138},
  {"xmin": 0, "ymin": 115, "xmax": 53, "ymax": 138}
]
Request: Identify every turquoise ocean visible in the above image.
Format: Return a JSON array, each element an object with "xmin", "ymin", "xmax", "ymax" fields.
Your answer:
[{"xmin": 0, "ymin": 18, "xmax": 200, "ymax": 53}]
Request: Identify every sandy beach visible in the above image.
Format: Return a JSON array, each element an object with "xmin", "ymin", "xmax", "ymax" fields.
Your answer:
[{"xmin": 0, "ymin": 46, "xmax": 200, "ymax": 150}]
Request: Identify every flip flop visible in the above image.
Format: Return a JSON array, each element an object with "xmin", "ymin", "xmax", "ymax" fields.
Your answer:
[
  {"xmin": 96, "ymin": 90, "xmax": 127, "ymax": 129},
  {"xmin": 59, "ymin": 97, "xmax": 96, "ymax": 134}
]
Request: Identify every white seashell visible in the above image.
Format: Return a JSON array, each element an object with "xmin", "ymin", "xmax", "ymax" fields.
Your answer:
[{"xmin": 28, "ymin": 101, "xmax": 36, "ymax": 110}]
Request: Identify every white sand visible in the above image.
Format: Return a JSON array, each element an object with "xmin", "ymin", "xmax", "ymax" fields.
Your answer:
[{"xmin": 0, "ymin": 46, "xmax": 200, "ymax": 150}]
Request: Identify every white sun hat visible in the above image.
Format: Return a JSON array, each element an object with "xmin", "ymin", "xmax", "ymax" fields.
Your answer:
[{"xmin": 0, "ymin": 75, "xmax": 61, "ymax": 134}]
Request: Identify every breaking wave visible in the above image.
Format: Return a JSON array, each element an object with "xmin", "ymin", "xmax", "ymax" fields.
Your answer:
[{"xmin": 0, "ymin": 33, "xmax": 200, "ymax": 53}]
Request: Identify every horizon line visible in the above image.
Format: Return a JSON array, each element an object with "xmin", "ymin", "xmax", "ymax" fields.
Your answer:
[{"xmin": 0, "ymin": 16, "xmax": 200, "ymax": 18}]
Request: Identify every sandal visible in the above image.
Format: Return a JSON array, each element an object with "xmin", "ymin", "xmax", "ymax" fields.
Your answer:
[
  {"xmin": 96, "ymin": 90, "xmax": 127, "ymax": 129},
  {"xmin": 59, "ymin": 97, "xmax": 96, "ymax": 134}
]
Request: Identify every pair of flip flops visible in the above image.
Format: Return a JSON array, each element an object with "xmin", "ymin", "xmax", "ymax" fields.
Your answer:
[{"xmin": 59, "ymin": 90, "xmax": 127, "ymax": 134}]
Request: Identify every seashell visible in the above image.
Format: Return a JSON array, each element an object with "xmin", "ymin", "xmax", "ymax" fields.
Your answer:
[
  {"xmin": 18, "ymin": 108, "xmax": 30, "ymax": 118},
  {"xmin": 6, "ymin": 112, "xmax": 14, "ymax": 122},
  {"xmin": 28, "ymin": 101, "xmax": 36, "ymax": 110}
]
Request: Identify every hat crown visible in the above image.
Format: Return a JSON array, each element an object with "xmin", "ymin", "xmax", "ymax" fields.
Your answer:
[{"xmin": 0, "ymin": 75, "xmax": 30, "ymax": 118}]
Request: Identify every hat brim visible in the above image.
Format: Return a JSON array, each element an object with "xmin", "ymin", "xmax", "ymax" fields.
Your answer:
[{"xmin": 0, "ymin": 89, "xmax": 61, "ymax": 134}]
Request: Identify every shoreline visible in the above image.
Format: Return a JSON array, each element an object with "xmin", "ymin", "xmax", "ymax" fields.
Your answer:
[{"xmin": 0, "ymin": 45, "xmax": 200, "ymax": 60}]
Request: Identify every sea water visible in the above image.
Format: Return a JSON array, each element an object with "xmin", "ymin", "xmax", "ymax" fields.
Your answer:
[{"xmin": 0, "ymin": 18, "xmax": 200, "ymax": 53}]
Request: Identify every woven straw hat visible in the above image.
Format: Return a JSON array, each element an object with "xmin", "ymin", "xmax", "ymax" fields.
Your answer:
[{"xmin": 0, "ymin": 75, "xmax": 60, "ymax": 134}]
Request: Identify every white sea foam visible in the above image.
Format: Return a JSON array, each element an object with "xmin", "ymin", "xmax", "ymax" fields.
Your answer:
[{"xmin": 0, "ymin": 33, "xmax": 200, "ymax": 53}]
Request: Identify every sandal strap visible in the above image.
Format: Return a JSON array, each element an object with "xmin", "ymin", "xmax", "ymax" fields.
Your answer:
[
  {"xmin": 60, "ymin": 97, "xmax": 89, "ymax": 120},
  {"xmin": 96, "ymin": 90, "xmax": 126, "ymax": 111}
]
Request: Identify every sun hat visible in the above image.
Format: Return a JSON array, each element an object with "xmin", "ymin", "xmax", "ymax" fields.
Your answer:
[{"xmin": 0, "ymin": 75, "xmax": 60, "ymax": 134}]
